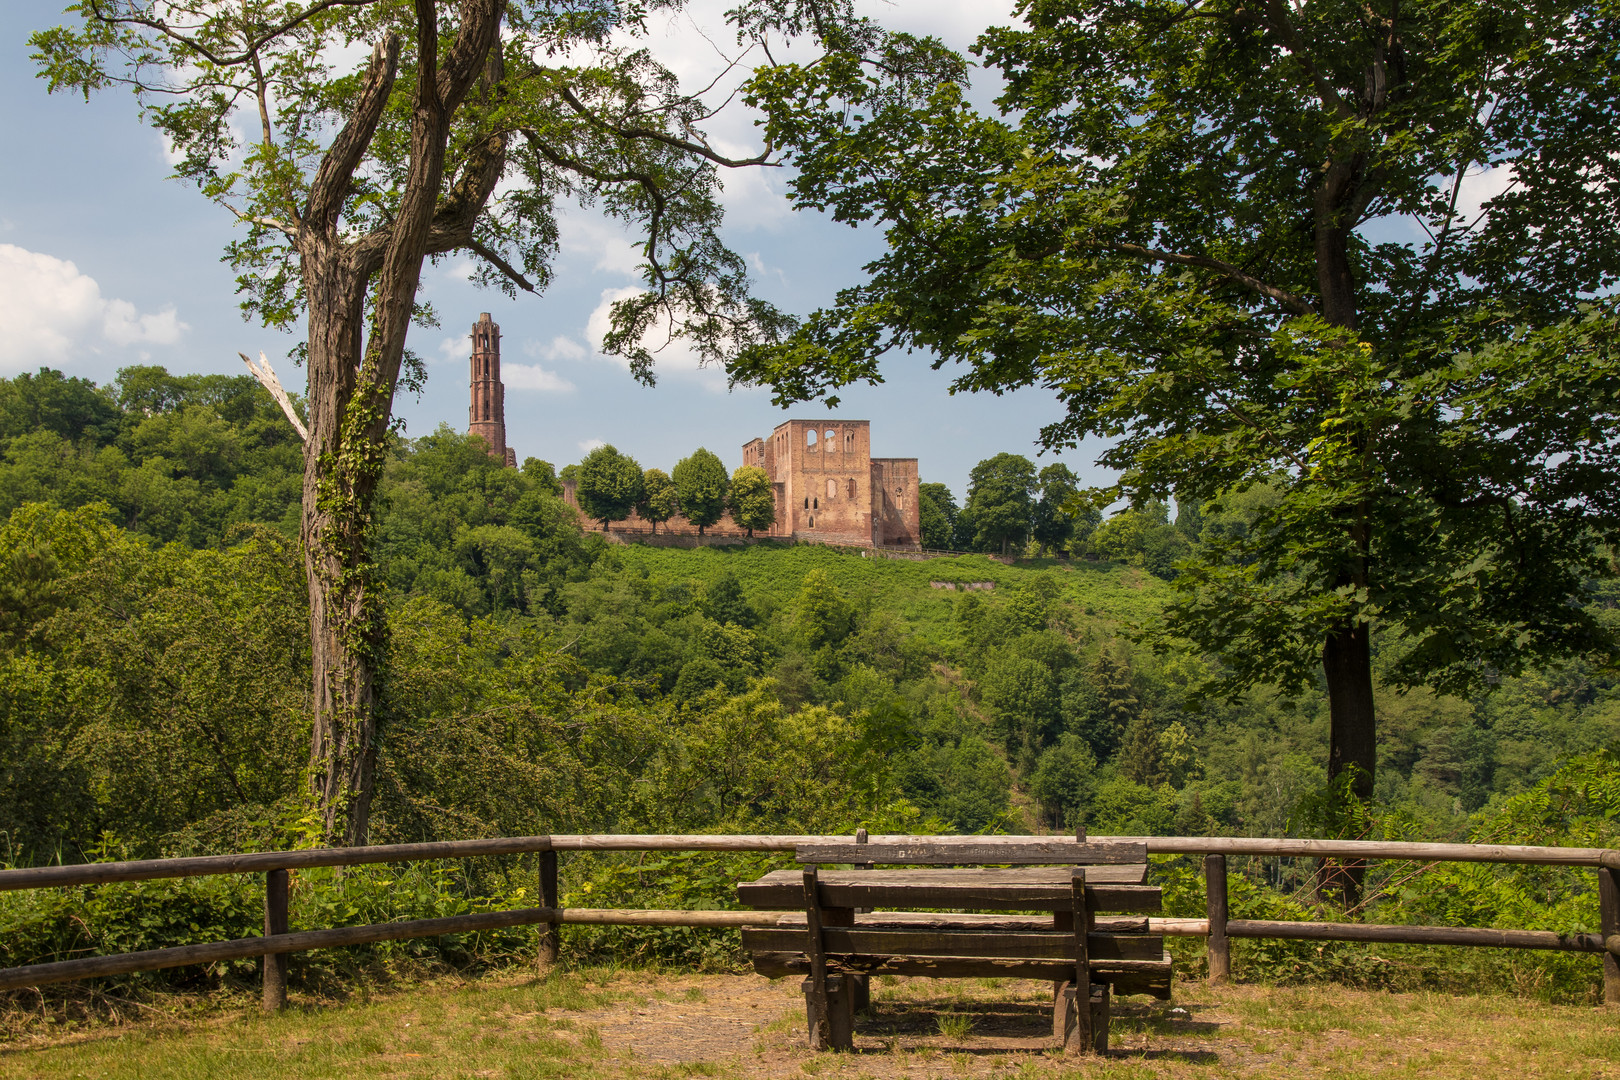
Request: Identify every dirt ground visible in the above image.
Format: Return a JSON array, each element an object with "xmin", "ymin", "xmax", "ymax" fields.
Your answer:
[{"xmin": 552, "ymin": 971, "xmax": 1620, "ymax": 1078}]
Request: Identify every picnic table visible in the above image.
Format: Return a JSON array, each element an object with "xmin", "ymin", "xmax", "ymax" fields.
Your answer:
[{"xmin": 737, "ymin": 840, "xmax": 1173, "ymax": 1054}]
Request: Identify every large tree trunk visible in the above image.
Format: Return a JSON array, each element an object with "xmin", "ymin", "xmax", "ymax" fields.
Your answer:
[
  {"xmin": 1313, "ymin": 149, "xmax": 1376, "ymax": 900},
  {"xmin": 301, "ymin": 247, "xmax": 385, "ymax": 847},
  {"xmin": 1323, "ymin": 622, "xmax": 1376, "ymax": 800},
  {"xmin": 293, "ymin": 4, "xmax": 505, "ymax": 846}
]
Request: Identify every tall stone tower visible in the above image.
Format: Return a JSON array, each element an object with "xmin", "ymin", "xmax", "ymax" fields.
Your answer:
[{"xmin": 467, "ymin": 312, "xmax": 516, "ymax": 467}]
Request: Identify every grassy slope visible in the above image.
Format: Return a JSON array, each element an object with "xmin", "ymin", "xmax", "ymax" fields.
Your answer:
[
  {"xmin": 609, "ymin": 543, "xmax": 1169, "ymax": 643},
  {"xmin": 5, "ymin": 967, "xmax": 1614, "ymax": 1079}
]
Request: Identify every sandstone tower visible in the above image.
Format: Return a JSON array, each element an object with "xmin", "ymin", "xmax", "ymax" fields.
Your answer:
[{"xmin": 468, "ymin": 312, "xmax": 516, "ymax": 467}]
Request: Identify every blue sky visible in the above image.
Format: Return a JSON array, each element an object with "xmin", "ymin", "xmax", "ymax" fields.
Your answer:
[{"xmin": 0, "ymin": 0, "xmax": 1122, "ymax": 502}]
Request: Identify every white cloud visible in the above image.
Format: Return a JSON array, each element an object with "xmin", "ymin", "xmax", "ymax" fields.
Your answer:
[
  {"xmin": 585, "ymin": 285, "xmax": 758, "ymax": 395},
  {"xmin": 559, "ymin": 212, "xmax": 645, "ymax": 276},
  {"xmin": 1453, "ymin": 163, "xmax": 1518, "ymax": 225},
  {"xmin": 578, "ymin": 437, "xmax": 607, "ymax": 453},
  {"xmin": 503, "ymin": 362, "xmax": 575, "ymax": 392},
  {"xmin": 0, "ymin": 244, "xmax": 188, "ymax": 372},
  {"xmin": 435, "ymin": 334, "xmax": 468, "ymax": 363},
  {"xmin": 526, "ymin": 335, "xmax": 588, "ymax": 363}
]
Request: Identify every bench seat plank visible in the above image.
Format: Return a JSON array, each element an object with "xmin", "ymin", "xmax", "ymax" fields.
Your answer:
[
  {"xmin": 739, "ymin": 868, "xmax": 1159, "ymax": 912},
  {"xmin": 749, "ymin": 951, "xmax": 1175, "ymax": 999},
  {"xmin": 741, "ymin": 926, "xmax": 1165, "ymax": 961},
  {"xmin": 796, "ymin": 841, "xmax": 1147, "ymax": 866}
]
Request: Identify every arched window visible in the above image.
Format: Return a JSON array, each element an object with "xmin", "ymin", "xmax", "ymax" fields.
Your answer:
[
  {"xmin": 826, "ymin": 479, "xmax": 837, "ymax": 499},
  {"xmin": 809, "ymin": 516, "xmax": 815, "ymax": 527},
  {"xmin": 824, "ymin": 429, "xmax": 836, "ymax": 447},
  {"xmin": 813, "ymin": 498, "xmax": 819, "ymax": 509},
  {"xmin": 846, "ymin": 478, "xmax": 857, "ymax": 499},
  {"xmin": 803, "ymin": 497, "xmax": 809, "ymax": 509},
  {"xmin": 806, "ymin": 428, "xmax": 818, "ymax": 451},
  {"xmin": 845, "ymin": 431, "xmax": 854, "ymax": 451}
]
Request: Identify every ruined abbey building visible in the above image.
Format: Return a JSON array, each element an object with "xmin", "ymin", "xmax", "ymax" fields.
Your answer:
[
  {"xmin": 461, "ymin": 312, "xmax": 921, "ymax": 547},
  {"xmin": 561, "ymin": 419, "xmax": 921, "ymax": 549},
  {"xmin": 743, "ymin": 420, "xmax": 920, "ymax": 548},
  {"xmin": 467, "ymin": 312, "xmax": 517, "ymax": 468}
]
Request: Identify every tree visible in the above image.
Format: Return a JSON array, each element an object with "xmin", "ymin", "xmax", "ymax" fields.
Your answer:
[
  {"xmin": 575, "ymin": 445, "xmax": 643, "ymax": 529},
  {"xmin": 1031, "ymin": 463, "xmax": 1083, "ymax": 557},
  {"xmin": 639, "ymin": 468, "xmax": 679, "ymax": 535},
  {"xmin": 734, "ymin": 2, "xmax": 1620, "ymax": 818},
  {"xmin": 34, "ymin": 0, "xmax": 824, "ymax": 842},
  {"xmin": 728, "ymin": 464, "xmax": 775, "ymax": 537},
  {"xmin": 917, "ymin": 482, "xmax": 959, "ymax": 550},
  {"xmin": 794, "ymin": 568, "xmax": 854, "ymax": 652},
  {"xmin": 964, "ymin": 454, "xmax": 1036, "ymax": 554},
  {"xmin": 1029, "ymin": 734, "xmax": 1098, "ymax": 830},
  {"xmin": 673, "ymin": 448, "xmax": 730, "ymax": 535}
]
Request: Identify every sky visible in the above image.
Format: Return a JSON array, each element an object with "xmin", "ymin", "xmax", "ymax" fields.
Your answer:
[
  {"xmin": 0, "ymin": 2, "xmax": 1515, "ymax": 502},
  {"xmin": 0, "ymin": 0, "xmax": 1123, "ymax": 503}
]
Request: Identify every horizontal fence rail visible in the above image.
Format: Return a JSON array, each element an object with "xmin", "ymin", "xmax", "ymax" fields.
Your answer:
[{"xmin": 1, "ymin": 834, "xmax": 1616, "ymax": 1009}]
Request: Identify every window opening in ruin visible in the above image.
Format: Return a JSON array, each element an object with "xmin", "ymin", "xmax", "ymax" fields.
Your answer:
[
  {"xmin": 806, "ymin": 428, "xmax": 817, "ymax": 450},
  {"xmin": 803, "ymin": 497, "xmax": 809, "ymax": 509},
  {"xmin": 845, "ymin": 432, "xmax": 854, "ymax": 451},
  {"xmin": 809, "ymin": 516, "xmax": 814, "ymax": 527},
  {"xmin": 813, "ymin": 498, "xmax": 819, "ymax": 509},
  {"xmin": 846, "ymin": 478, "xmax": 856, "ymax": 499},
  {"xmin": 825, "ymin": 429, "xmax": 836, "ymax": 447},
  {"xmin": 826, "ymin": 479, "xmax": 837, "ymax": 499}
]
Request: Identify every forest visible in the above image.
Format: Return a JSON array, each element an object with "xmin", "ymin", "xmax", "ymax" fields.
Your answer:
[{"xmin": 3, "ymin": 364, "xmax": 1618, "ymax": 1001}]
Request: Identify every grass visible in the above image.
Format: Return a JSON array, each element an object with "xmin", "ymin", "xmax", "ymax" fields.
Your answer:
[
  {"xmin": 5, "ymin": 967, "xmax": 1619, "ymax": 1079},
  {"xmin": 609, "ymin": 541, "xmax": 1168, "ymax": 644}
]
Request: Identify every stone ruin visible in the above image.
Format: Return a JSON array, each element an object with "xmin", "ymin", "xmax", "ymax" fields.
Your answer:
[
  {"xmin": 562, "ymin": 419, "xmax": 921, "ymax": 549},
  {"xmin": 463, "ymin": 316, "xmax": 923, "ymax": 549}
]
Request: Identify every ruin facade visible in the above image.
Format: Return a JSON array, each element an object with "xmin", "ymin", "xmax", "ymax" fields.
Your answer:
[
  {"xmin": 742, "ymin": 419, "xmax": 920, "ymax": 548},
  {"xmin": 467, "ymin": 312, "xmax": 517, "ymax": 467}
]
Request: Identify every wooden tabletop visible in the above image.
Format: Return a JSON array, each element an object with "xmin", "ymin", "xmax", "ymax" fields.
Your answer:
[{"xmin": 738, "ymin": 865, "xmax": 1160, "ymax": 913}]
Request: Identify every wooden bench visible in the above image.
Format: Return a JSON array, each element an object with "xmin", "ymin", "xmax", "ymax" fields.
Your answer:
[{"xmin": 737, "ymin": 840, "xmax": 1172, "ymax": 1054}]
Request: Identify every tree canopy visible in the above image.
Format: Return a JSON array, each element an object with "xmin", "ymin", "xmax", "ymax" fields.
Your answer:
[
  {"xmin": 735, "ymin": 0, "xmax": 1620, "ymax": 811},
  {"xmin": 575, "ymin": 445, "xmax": 644, "ymax": 528},
  {"xmin": 639, "ymin": 467, "xmax": 679, "ymax": 534},
  {"xmin": 673, "ymin": 448, "xmax": 730, "ymax": 534},
  {"xmin": 729, "ymin": 465, "xmax": 775, "ymax": 537}
]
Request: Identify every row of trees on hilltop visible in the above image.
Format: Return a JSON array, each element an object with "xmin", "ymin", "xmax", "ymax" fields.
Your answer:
[
  {"xmin": 919, "ymin": 455, "xmax": 1098, "ymax": 556},
  {"xmin": 566, "ymin": 445, "xmax": 775, "ymax": 537}
]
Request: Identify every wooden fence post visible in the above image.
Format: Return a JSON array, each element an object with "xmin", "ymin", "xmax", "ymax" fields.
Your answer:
[
  {"xmin": 538, "ymin": 848, "xmax": 559, "ymax": 967},
  {"xmin": 1600, "ymin": 865, "xmax": 1619, "ymax": 1008},
  {"xmin": 850, "ymin": 828, "xmax": 870, "ymax": 1014},
  {"xmin": 262, "ymin": 868, "xmax": 288, "ymax": 1012},
  {"xmin": 1205, "ymin": 854, "xmax": 1230, "ymax": 985}
]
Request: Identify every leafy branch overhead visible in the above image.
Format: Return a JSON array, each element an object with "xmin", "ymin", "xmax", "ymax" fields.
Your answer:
[{"xmin": 32, "ymin": 0, "xmax": 814, "ymax": 376}]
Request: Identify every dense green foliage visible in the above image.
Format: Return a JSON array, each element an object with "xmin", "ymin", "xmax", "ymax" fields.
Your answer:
[{"xmin": 2, "ymin": 365, "xmax": 1618, "ymax": 1002}]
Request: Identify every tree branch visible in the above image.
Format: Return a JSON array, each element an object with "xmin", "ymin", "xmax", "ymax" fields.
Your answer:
[
  {"xmin": 468, "ymin": 239, "xmax": 539, "ymax": 293},
  {"xmin": 1106, "ymin": 241, "xmax": 1316, "ymax": 315},
  {"xmin": 304, "ymin": 35, "xmax": 399, "ymax": 235},
  {"xmin": 239, "ymin": 351, "xmax": 309, "ymax": 441},
  {"xmin": 1258, "ymin": 0, "xmax": 1356, "ymax": 121},
  {"xmin": 558, "ymin": 85, "xmax": 778, "ymax": 168},
  {"xmin": 82, "ymin": 0, "xmax": 380, "ymax": 70}
]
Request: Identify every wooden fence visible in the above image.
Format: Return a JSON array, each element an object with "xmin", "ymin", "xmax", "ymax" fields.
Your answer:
[{"xmin": 2, "ymin": 834, "xmax": 1616, "ymax": 1011}]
